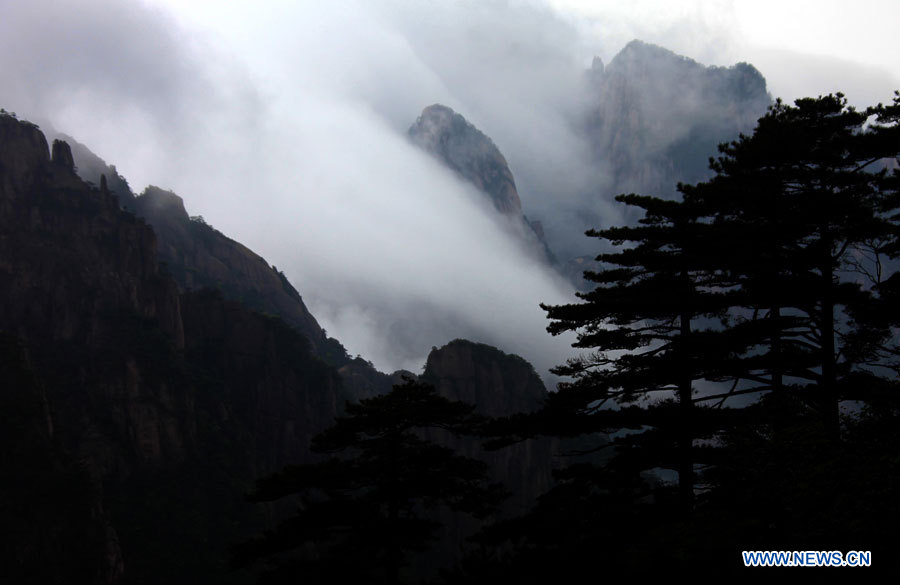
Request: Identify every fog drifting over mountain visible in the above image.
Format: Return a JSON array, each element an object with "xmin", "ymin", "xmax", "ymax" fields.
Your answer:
[{"xmin": 1, "ymin": 0, "xmax": 897, "ymax": 378}]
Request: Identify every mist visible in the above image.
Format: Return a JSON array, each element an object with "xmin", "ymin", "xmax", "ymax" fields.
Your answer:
[{"xmin": 1, "ymin": 0, "xmax": 896, "ymax": 379}]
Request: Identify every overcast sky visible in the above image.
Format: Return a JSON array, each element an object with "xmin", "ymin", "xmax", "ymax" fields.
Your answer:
[{"xmin": 1, "ymin": 0, "xmax": 897, "ymax": 379}]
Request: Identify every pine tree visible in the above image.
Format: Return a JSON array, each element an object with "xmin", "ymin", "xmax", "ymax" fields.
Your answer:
[
  {"xmin": 681, "ymin": 94, "xmax": 899, "ymax": 439},
  {"xmin": 541, "ymin": 193, "xmax": 733, "ymax": 507},
  {"xmin": 232, "ymin": 378, "xmax": 506, "ymax": 585}
]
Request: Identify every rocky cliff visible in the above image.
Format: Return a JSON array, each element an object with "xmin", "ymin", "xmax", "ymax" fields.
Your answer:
[
  {"xmin": 410, "ymin": 105, "xmax": 522, "ymax": 215},
  {"xmin": 422, "ymin": 340, "xmax": 555, "ymax": 504},
  {"xmin": 586, "ymin": 40, "xmax": 770, "ymax": 200},
  {"xmin": 390, "ymin": 339, "xmax": 555, "ymax": 577},
  {"xmin": 57, "ymin": 133, "xmax": 351, "ymax": 368},
  {"xmin": 423, "ymin": 340, "xmax": 555, "ymax": 518},
  {"xmin": 409, "ymin": 104, "xmax": 554, "ymax": 263},
  {"xmin": 132, "ymin": 185, "xmax": 346, "ymax": 364},
  {"xmin": 0, "ymin": 113, "xmax": 345, "ymax": 584},
  {"xmin": 0, "ymin": 334, "xmax": 125, "ymax": 585},
  {"xmin": 424, "ymin": 339, "xmax": 546, "ymax": 417}
]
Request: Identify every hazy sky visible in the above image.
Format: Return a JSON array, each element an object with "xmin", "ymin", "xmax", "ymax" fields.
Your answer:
[{"xmin": 1, "ymin": 0, "xmax": 897, "ymax": 379}]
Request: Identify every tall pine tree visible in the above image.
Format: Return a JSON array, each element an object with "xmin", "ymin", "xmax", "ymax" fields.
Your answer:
[
  {"xmin": 232, "ymin": 378, "xmax": 506, "ymax": 584},
  {"xmin": 542, "ymin": 193, "xmax": 733, "ymax": 507},
  {"xmin": 681, "ymin": 94, "xmax": 899, "ymax": 439}
]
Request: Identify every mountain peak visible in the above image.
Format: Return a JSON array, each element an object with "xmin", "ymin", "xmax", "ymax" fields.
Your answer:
[
  {"xmin": 409, "ymin": 104, "xmax": 522, "ymax": 216},
  {"xmin": 139, "ymin": 185, "xmax": 189, "ymax": 221}
]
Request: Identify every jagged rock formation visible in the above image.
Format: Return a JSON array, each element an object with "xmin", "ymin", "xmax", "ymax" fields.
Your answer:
[
  {"xmin": 409, "ymin": 104, "xmax": 554, "ymax": 263},
  {"xmin": 50, "ymin": 132, "xmax": 134, "ymax": 206},
  {"xmin": 131, "ymin": 186, "xmax": 344, "ymax": 362},
  {"xmin": 586, "ymin": 40, "xmax": 770, "ymax": 200},
  {"xmin": 58, "ymin": 133, "xmax": 353, "ymax": 369},
  {"xmin": 0, "ymin": 113, "xmax": 344, "ymax": 584},
  {"xmin": 551, "ymin": 41, "xmax": 772, "ymax": 290},
  {"xmin": 50, "ymin": 138, "xmax": 75, "ymax": 170},
  {"xmin": 0, "ymin": 117, "xmax": 183, "ymax": 352}
]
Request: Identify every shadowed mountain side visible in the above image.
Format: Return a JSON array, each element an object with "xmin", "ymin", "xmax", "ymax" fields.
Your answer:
[
  {"xmin": 132, "ymin": 185, "xmax": 345, "ymax": 364},
  {"xmin": 422, "ymin": 340, "xmax": 556, "ymax": 511},
  {"xmin": 0, "ymin": 334, "xmax": 125, "ymax": 585},
  {"xmin": 57, "ymin": 133, "xmax": 356, "ymax": 370},
  {"xmin": 424, "ymin": 339, "xmax": 547, "ymax": 417},
  {"xmin": 49, "ymin": 132, "xmax": 136, "ymax": 208},
  {"xmin": 0, "ymin": 113, "xmax": 347, "ymax": 584},
  {"xmin": 410, "ymin": 340, "xmax": 557, "ymax": 577}
]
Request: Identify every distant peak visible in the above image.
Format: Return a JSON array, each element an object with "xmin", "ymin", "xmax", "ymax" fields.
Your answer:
[
  {"xmin": 420, "ymin": 103, "xmax": 456, "ymax": 117},
  {"xmin": 610, "ymin": 39, "xmax": 697, "ymax": 69},
  {"xmin": 409, "ymin": 104, "xmax": 522, "ymax": 215},
  {"xmin": 410, "ymin": 104, "xmax": 479, "ymax": 147}
]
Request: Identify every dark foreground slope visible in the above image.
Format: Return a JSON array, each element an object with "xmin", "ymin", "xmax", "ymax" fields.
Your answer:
[{"xmin": 0, "ymin": 113, "xmax": 344, "ymax": 584}]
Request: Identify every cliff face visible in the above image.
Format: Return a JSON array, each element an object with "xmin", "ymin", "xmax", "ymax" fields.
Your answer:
[
  {"xmin": 409, "ymin": 104, "xmax": 554, "ymax": 263},
  {"xmin": 0, "ymin": 117, "xmax": 184, "ymax": 355},
  {"xmin": 423, "ymin": 339, "xmax": 546, "ymax": 417},
  {"xmin": 59, "ymin": 133, "xmax": 351, "ymax": 368},
  {"xmin": 407, "ymin": 340, "xmax": 556, "ymax": 575},
  {"xmin": 50, "ymin": 132, "xmax": 135, "ymax": 207},
  {"xmin": 131, "ymin": 185, "xmax": 342, "ymax": 363},
  {"xmin": 422, "ymin": 340, "xmax": 555, "ymax": 511},
  {"xmin": 410, "ymin": 104, "xmax": 522, "ymax": 215},
  {"xmin": 0, "ymin": 113, "xmax": 344, "ymax": 584},
  {"xmin": 586, "ymin": 40, "xmax": 770, "ymax": 199},
  {"xmin": 0, "ymin": 334, "xmax": 125, "ymax": 585}
]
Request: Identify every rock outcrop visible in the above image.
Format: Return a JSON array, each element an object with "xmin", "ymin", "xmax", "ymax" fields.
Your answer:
[
  {"xmin": 410, "ymin": 339, "xmax": 557, "ymax": 575},
  {"xmin": 51, "ymin": 132, "xmax": 135, "ymax": 206},
  {"xmin": 422, "ymin": 339, "xmax": 555, "ymax": 512},
  {"xmin": 427, "ymin": 341, "xmax": 552, "ymax": 489},
  {"xmin": 50, "ymin": 138, "xmax": 75, "ymax": 171},
  {"xmin": 410, "ymin": 104, "xmax": 522, "ymax": 215},
  {"xmin": 424, "ymin": 339, "xmax": 546, "ymax": 417}
]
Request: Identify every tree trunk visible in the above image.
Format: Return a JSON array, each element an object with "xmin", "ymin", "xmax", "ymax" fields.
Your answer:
[
  {"xmin": 677, "ymin": 309, "xmax": 693, "ymax": 511},
  {"xmin": 821, "ymin": 261, "xmax": 839, "ymax": 442},
  {"xmin": 770, "ymin": 305, "xmax": 785, "ymax": 439}
]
